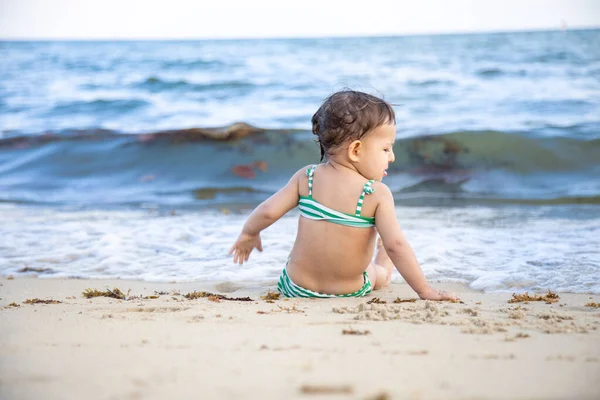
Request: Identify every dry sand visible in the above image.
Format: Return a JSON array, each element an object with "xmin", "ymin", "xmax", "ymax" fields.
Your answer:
[{"xmin": 1, "ymin": 278, "xmax": 599, "ymax": 400}]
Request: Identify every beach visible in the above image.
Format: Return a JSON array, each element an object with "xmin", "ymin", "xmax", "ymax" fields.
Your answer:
[
  {"xmin": 1, "ymin": 278, "xmax": 599, "ymax": 400},
  {"xmin": 1, "ymin": 30, "xmax": 600, "ymax": 400}
]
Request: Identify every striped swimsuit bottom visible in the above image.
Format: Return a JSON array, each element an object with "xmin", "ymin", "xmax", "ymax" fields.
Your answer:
[{"xmin": 277, "ymin": 265, "xmax": 373, "ymax": 298}]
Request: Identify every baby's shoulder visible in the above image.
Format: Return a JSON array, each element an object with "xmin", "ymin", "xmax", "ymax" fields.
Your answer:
[
  {"xmin": 295, "ymin": 164, "xmax": 315, "ymax": 179},
  {"xmin": 369, "ymin": 181, "xmax": 394, "ymax": 202},
  {"xmin": 290, "ymin": 164, "xmax": 315, "ymax": 186},
  {"xmin": 302, "ymin": 164, "xmax": 316, "ymax": 173}
]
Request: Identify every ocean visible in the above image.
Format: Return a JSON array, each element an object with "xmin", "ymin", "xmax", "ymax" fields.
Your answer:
[{"xmin": 1, "ymin": 30, "xmax": 599, "ymax": 293}]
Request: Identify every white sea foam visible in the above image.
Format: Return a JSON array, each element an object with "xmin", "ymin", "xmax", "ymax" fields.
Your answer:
[{"xmin": 1, "ymin": 204, "xmax": 598, "ymax": 294}]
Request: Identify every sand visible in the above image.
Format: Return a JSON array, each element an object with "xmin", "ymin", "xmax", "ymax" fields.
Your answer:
[{"xmin": 1, "ymin": 278, "xmax": 599, "ymax": 400}]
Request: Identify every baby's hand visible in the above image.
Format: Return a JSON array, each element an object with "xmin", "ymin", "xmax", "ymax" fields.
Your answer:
[
  {"xmin": 229, "ymin": 232, "xmax": 263, "ymax": 265},
  {"xmin": 418, "ymin": 286, "xmax": 459, "ymax": 301}
]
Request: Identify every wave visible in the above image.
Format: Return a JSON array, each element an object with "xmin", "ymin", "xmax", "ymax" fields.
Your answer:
[
  {"xmin": 390, "ymin": 130, "xmax": 600, "ymax": 173},
  {"xmin": 511, "ymin": 99, "xmax": 594, "ymax": 115},
  {"xmin": 1, "ymin": 124, "xmax": 599, "ymax": 206},
  {"xmin": 406, "ymin": 79, "xmax": 455, "ymax": 87},
  {"xmin": 476, "ymin": 68, "xmax": 526, "ymax": 78},
  {"xmin": 529, "ymin": 51, "xmax": 578, "ymax": 63},
  {"xmin": 134, "ymin": 77, "xmax": 257, "ymax": 93},
  {"xmin": 160, "ymin": 59, "xmax": 227, "ymax": 69},
  {"xmin": 47, "ymin": 99, "xmax": 150, "ymax": 117}
]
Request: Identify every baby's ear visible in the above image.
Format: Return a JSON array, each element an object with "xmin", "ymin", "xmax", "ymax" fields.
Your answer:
[{"xmin": 347, "ymin": 140, "xmax": 362, "ymax": 162}]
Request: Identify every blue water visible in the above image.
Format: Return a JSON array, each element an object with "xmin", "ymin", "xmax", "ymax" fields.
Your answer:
[
  {"xmin": 2, "ymin": 31, "xmax": 600, "ymax": 137},
  {"xmin": 0, "ymin": 30, "xmax": 599, "ymax": 292}
]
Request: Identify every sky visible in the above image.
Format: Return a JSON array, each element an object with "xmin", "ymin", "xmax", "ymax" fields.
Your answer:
[{"xmin": 1, "ymin": 0, "xmax": 599, "ymax": 39}]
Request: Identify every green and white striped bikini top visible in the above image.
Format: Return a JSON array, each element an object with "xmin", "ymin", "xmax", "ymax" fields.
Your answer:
[{"xmin": 298, "ymin": 165, "xmax": 376, "ymax": 228}]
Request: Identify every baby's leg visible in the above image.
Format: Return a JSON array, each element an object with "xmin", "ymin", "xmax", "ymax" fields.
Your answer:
[{"xmin": 366, "ymin": 238, "xmax": 394, "ymax": 290}]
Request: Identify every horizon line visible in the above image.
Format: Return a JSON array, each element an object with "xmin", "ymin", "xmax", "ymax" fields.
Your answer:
[{"xmin": 2, "ymin": 25, "xmax": 599, "ymax": 42}]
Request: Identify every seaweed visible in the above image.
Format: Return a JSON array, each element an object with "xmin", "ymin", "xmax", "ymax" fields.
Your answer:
[
  {"xmin": 393, "ymin": 298, "xmax": 417, "ymax": 303},
  {"xmin": 342, "ymin": 328, "xmax": 370, "ymax": 335},
  {"xmin": 207, "ymin": 295, "xmax": 221, "ymax": 303},
  {"xmin": 508, "ymin": 290, "xmax": 560, "ymax": 304},
  {"xmin": 7, "ymin": 302, "xmax": 20, "ymax": 308},
  {"xmin": 299, "ymin": 385, "xmax": 353, "ymax": 395},
  {"xmin": 82, "ymin": 288, "xmax": 128, "ymax": 300},
  {"xmin": 18, "ymin": 267, "xmax": 54, "ymax": 274},
  {"xmin": 183, "ymin": 291, "xmax": 209, "ymax": 300},
  {"xmin": 143, "ymin": 295, "xmax": 160, "ymax": 299},
  {"xmin": 368, "ymin": 392, "xmax": 391, "ymax": 400},
  {"xmin": 260, "ymin": 291, "xmax": 280, "ymax": 301},
  {"xmin": 367, "ymin": 297, "xmax": 387, "ymax": 304},
  {"xmin": 585, "ymin": 302, "xmax": 600, "ymax": 308},
  {"xmin": 23, "ymin": 298, "xmax": 62, "ymax": 304},
  {"xmin": 183, "ymin": 291, "xmax": 252, "ymax": 302}
]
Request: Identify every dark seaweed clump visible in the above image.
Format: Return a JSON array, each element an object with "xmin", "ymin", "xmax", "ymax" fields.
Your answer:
[
  {"xmin": 23, "ymin": 298, "xmax": 62, "ymax": 304},
  {"xmin": 184, "ymin": 291, "xmax": 252, "ymax": 301},
  {"xmin": 82, "ymin": 288, "xmax": 127, "ymax": 300},
  {"xmin": 508, "ymin": 290, "xmax": 559, "ymax": 304}
]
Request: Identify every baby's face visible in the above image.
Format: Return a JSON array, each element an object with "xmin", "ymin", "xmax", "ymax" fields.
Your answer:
[{"xmin": 359, "ymin": 123, "xmax": 396, "ymax": 181}]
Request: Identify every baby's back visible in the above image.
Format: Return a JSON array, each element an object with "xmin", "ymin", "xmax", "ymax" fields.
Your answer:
[{"xmin": 287, "ymin": 164, "xmax": 379, "ymax": 294}]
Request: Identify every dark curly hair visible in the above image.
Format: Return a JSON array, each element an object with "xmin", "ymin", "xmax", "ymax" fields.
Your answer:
[{"xmin": 311, "ymin": 90, "xmax": 396, "ymax": 161}]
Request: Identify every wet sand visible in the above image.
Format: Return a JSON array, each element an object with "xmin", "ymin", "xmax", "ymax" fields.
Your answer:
[{"xmin": 1, "ymin": 278, "xmax": 599, "ymax": 400}]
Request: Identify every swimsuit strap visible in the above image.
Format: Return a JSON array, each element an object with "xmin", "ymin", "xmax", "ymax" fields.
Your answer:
[
  {"xmin": 306, "ymin": 165, "xmax": 316, "ymax": 198},
  {"xmin": 355, "ymin": 180, "xmax": 375, "ymax": 217}
]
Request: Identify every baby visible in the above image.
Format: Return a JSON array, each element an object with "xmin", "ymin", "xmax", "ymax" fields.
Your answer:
[{"xmin": 230, "ymin": 90, "xmax": 457, "ymax": 300}]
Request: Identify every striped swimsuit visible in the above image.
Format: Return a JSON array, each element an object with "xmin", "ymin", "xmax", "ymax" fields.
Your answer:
[{"xmin": 277, "ymin": 165, "xmax": 375, "ymax": 298}]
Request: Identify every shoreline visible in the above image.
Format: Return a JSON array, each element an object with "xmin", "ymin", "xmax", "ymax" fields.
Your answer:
[{"xmin": 1, "ymin": 278, "xmax": 599, "ymax": 399}]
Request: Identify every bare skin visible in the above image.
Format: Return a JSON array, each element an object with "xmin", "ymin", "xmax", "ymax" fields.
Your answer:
[
  {"xmin": 230, "ymin": 124, "xmax": 457, "ymax": 301},
  {"xmin": 367, "ymin": 237, "xmax": 394, "ymax": 290}
]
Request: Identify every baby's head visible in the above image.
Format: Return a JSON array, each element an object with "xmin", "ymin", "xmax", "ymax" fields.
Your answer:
[{"xmin": 311, "ymin": 90, "xmax": 396, "ymax": 162}]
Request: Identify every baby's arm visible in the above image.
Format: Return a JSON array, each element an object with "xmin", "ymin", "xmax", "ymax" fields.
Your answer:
[
  {"xmin": 229, "ymin": 168, "xmax": 304, "ymax": 264},
  {"xmin": 374, "ymin": 184, "xmax": 457, "ymax": 301}
]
